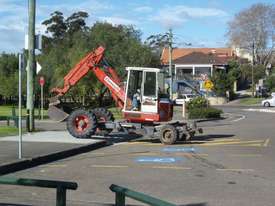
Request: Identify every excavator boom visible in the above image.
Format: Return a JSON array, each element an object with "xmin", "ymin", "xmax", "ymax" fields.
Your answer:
[{"xmin": 49, "ymin": 46, "xmax": 125, "ymax": 121}]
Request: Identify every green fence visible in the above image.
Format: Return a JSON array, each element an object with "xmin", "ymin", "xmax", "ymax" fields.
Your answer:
[
  {"xmin": 110, "ymin": 184, "xmax": 176, "ymax": 206},
  {"xmin": 0, "ymin": 177, "xmax": 78, "ymax": 206}
]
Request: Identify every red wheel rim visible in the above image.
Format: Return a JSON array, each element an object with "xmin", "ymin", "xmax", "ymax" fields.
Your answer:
[{"xmin": 74, "ymin": 115, "xmax": 90, "ymax": 132}]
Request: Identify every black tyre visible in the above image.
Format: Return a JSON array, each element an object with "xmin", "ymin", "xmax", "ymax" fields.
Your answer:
[
  {"xmin": 92, "ymin": 108, "xmax": 114, "ymax": 135},
  {"xmin": 264, "ymin": 102, "xmax": 270, "ymax": 107},
  {"xmin": 67, "ymin": 109, "xmax": 97, "ymax": 138},
  {"xmin": 160, "ymin": 124, "xmax": 178, "ymax": 145}
]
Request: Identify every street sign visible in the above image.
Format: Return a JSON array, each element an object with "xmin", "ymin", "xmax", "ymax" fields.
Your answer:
[
  {"xmin": 25, "ymin": 34, "xmax": 42, "ymax": 50},
  {"xmin": 204, "ymin": 80, "xmax": 214, "ymax": 90},
  {"xmin": 36, "ymin": 62, "xmax": 42, "ymax": 73},
  {"xmin": 39, "ymin": 76, "xmax": 45, "ymax": 86}
]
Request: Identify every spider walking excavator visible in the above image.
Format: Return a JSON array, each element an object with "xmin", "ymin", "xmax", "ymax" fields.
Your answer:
[{"xmin": 48, "ymin": 46, "xmax": 202, "ymax": 145}]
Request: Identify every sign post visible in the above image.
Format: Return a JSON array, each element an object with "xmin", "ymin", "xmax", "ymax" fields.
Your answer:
[
  {"xmin": 39, "ymin": 76, "xmax": 45, "ymax": 120},
  {"xmin": 18, "ymin": 53, "xmax": 24, "ymax": 159}
]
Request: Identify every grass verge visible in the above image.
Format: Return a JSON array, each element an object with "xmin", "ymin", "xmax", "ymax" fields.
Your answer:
[
  {"xmin": 239, "ymin": 97, "xmax": 264, "ymax": 105},
  {"xmin": 0, "ymin": 105, "xmax": 48, "ymax": 118},
  {"xmin": 0, "ymin": 126, "xmax": 24, "ymax": 137}
]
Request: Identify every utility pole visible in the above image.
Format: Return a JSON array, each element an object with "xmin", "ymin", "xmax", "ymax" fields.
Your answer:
[
  {"xmin": 168, "ymin": 28, "xmax": 173, "ymax": 98},
  {"xmin": 26, "ymin": 0, "xmax": 36, "ymax": 132},
  {"xmin": 252, "ymin": 42, "xmax": 255, "ymax": 97}
]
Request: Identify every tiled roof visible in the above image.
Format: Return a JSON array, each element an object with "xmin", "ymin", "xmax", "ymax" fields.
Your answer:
[
  {"xmin": 161, "ymin": 47, "xmax": 234, "ymax": 64},
  {"xmin": 173, "ymin": 52, "xmax": 232, "ymax": 65}
]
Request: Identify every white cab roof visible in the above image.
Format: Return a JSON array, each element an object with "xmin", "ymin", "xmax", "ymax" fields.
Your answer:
[{"xmin": 126, "ymin": 67, "xmax": 160, "ymax": 72}]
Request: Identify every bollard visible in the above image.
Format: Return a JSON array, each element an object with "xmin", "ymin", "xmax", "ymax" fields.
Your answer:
[{"xmin": 182, "ymin": 100, "xmax": 186, "ymax": 119}]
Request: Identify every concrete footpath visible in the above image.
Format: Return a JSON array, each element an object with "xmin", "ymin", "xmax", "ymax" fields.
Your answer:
[{"xmin": 0, "ymin": 131, "xmax": 107, "ymax": 172}]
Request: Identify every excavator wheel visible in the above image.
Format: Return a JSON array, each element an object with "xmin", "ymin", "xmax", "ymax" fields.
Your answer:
[
  {"xmin": 92, "ymin": 108, "xmax": 114, "ymax": 135},
  {"xmin": 67, "ymin": 109, "xmax": 97, "ymax": 138},
  {"xmin": 159, "ymin": 124, "xmax": 178, "ymax": 145}
]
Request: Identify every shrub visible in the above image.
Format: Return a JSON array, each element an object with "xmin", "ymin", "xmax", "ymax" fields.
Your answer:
[
  {"xmin": 187, "ymin": 97, "xmax": 208, "ymax": 110},
  {"xmin": 188, "ymin": 107, "xmax": 222, "ymax": 119}
]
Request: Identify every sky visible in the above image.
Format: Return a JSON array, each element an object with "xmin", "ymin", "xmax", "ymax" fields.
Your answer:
[{"xmin": 0, "ymin": 0, "xmax": 274, "ymax": 53}]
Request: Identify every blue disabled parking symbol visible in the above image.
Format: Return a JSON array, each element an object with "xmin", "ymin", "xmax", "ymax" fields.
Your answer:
[
  {"xmin": 135, "ymin": 157, "xmax": 184, "ymax": 163},
  {"xmin": 162, "ymin": 147, "xmax": 196, "ymax": 153}
]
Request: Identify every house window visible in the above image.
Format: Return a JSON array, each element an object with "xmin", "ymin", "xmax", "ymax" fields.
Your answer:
[
  {"xmin": 176, "ymin": 67, "xmax": 193, "ymax": 80},
  {"xmin": 194, "ymin": 67, "xmax": 211, "ymax": 76}
]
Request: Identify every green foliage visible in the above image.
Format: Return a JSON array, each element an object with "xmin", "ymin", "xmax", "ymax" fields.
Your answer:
[
  {"xmin": 239, "ymin": 97, "xmax": 264, "ymax": 105},
  {"xmin": 264, "ymin": 76, "xmax": 275, "ymax": 91},
  {"xmin": 39, "ymin": 12, "xmax": 159, "ymax": 105},
  {"xmin": 187, "ymin": 96, "xmax": 222, "ymax": 119},
  {"xmin": 211, "ymin": 60, "xmax": 241, "ymax": 97},
  {"xmin": 240, "ymin": 64, "xmax": 266, "ymax": 82},
  {"xmin": 188, "ymin": 107, "xmax": 222, "ymax": 119},
  {"xmin": 186, "ymin": 97, "xmax": 208, "ymax": 110},
  {"xmin": 0, "ymin": 53, "xmax": 27, "ymax": 99}
]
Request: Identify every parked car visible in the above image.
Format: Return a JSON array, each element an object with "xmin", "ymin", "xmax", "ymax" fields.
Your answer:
[
  {"xmin": 262, "ymin": 93, "xmax": 275, "ymax": 107},
  {"xmin": 174, "ymin": 94, "xmax": 197, "ymax": 105}
]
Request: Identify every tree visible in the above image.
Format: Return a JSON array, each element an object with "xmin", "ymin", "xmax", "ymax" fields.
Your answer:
[
  {"xmin": 227, "ymin": 3, "xmax": 275, "ymax": 66},
  {"xmin": 39, "ymin": 14, "xmax": 159, "ymax": 106},
  {"xmin": 211, "ymin": 60, "xmax": 241, "ymax": 97},
  {"xmin": 145, "ymin": 33, "xmax": 170, "ymax": 55},
  {"xmin": 265, "ymin": 75, "xmax": 275, "ymax": 92},
  {"xmin": 65, "ymin": 11, "xmax": 89, "ymax": 35},
  {"xmin": 42, "ymin": 11, "xmax": 67, "ymax": 40}
]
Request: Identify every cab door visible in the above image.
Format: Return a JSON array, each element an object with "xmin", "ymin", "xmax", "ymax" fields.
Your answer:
[{"xmin": 141, "ymin": 71, "xmax": 158, "ymax": 113}]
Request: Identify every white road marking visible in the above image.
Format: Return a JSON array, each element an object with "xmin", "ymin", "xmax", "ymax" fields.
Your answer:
[
  {"xmin": 231, "ymin": 114, "xmax": 246, "ymax": 122},
  {"xmin": 243, "ymin": 108, "xmax": 275, "ymax": 113}
]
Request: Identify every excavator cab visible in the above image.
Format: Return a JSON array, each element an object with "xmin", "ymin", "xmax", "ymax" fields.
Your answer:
[{"xmin": 123, "ymin": 67, "xmax": 173, "ymax": 123}]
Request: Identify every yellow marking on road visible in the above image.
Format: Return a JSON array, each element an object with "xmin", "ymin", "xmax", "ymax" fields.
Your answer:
[
  {"xmin": 91, "ymin": 165, "xmax": 129, "ymax": 168},
  {"xmin": 122, "ymin": 139, "xmax": 267, "ymax": 147},
  {"xmin": 200, "ymin": 140, "xmax": 264, "ymax": 146},
  {"xmin": 217, "ymin": 168, "xmax": 254, "ymax": 172},
  {"xmin": 263, "ymin": 138, "xmax": 270, "ymax": 147},
  {"xmin": 191, "ymin": 138, "xmax": 241, "ymax": 143},
  {"xmin": 230, "ymin": 154, "xmax": 262, "ymax": 157},
  {"xmin": 230, "ymin": 143, "xmax": 263, "ymax": 147},
  {"xmin": 151, "ymin": 166, "xmax": 192, "ymax": 170}
]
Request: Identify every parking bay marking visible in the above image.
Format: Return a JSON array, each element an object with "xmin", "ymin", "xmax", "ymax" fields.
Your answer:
[
  {"xmin": 90, "ymin": 164, "xmax": 192, "ymax": 170},
  {"xmin": 90, "ymin": 165, "xmax": 255, "ymax": 172},
  {"xmin": 135, "ymin": 157, "xmax": 184, "ymax": 163}
]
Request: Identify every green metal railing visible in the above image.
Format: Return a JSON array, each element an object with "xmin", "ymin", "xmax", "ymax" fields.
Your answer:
[
  {"xmin": 0, "ymin": 177, "xmax": 78, "ymax": 206},
  {"xmin": 110, "ymin": 184, "xmax": 176, "ymax": 206}
]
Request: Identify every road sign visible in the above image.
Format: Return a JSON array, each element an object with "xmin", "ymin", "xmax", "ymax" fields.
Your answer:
[
  {"xmin": 204, "ymin": 80, "xmax": 214, "ymax": 90},
  {"xmin": 39, "ymin": 76, "xmax": 45, "ymax": 86}
]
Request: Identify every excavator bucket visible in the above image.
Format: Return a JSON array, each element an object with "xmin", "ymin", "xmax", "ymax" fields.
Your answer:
[{"xmin": 48, "ymin": 96, "xmax": 69, "ymax": 122}]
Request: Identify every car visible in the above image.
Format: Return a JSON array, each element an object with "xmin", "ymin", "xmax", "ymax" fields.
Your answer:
[
  {"xmin": 262, "ymin": 93, "xmax": 275, "ymax": 107},
  {"xmin": 174, "ymin": 94, "xmax": 197, "ymax": 105}
]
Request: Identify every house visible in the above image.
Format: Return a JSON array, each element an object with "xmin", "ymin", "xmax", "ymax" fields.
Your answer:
[{"xmin": 161, "ymin": 47, "xmax": 244, "ymax": 97}]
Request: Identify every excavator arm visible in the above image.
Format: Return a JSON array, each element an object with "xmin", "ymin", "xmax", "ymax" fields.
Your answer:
[{"xmin": 49, "ymin": 46, "xmax": 126, "ymax": 121}]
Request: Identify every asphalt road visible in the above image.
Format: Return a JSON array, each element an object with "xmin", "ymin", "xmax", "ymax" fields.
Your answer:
[{"xmin": 0, "ymin": 105, "xmax": 275, "ymax": 206}]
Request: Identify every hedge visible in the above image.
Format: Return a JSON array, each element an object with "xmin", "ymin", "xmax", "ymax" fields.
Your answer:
[{"xmin": 188, "ymin": 107, "xmax": 222, "ymax": 119}]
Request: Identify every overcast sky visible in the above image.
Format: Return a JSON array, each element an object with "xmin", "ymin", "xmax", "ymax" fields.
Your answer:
[{"xmin": 0, "ymin": 0, "xmax": 274, "ymax": 53}]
